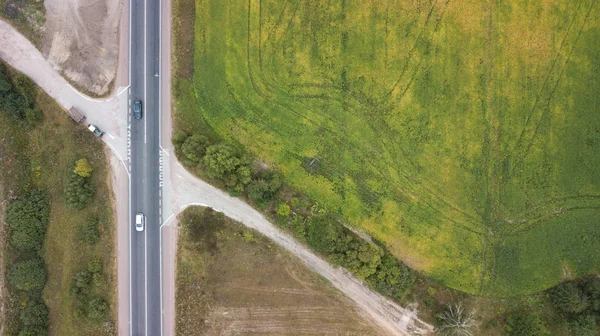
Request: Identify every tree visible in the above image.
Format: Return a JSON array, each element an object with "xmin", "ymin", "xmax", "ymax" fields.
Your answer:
[
  {"xmin": 10, "ymin": 215, "xmax": 46, "ymax": 251},
  {"xmin": 1, "ymin": 92, "xmax": 27, "ymax": 119},
  {"xmin": 569, "ymin": 315, "xmax": 598, "ymax": 336},
  {"xmin": 506, "ymin": 312, "xmax": 549, "ymax": 336},
  {"xmin": 203, "ymin": 144, "xmax": 242, "ymax": 179},
  {"xmin": 6, "ymin": 190, "xmax": 50, "ymax": 251},
  {"xmin": 8, "ymin": 258, "xmax": 47, "ymax": 291},
  {"xmin": 368, "ymin": 253, "xmax": 415, "ymax": 301},
  {"xmin": 584, "ymin": 277, "xmax": 600, "ymax": 311},
  {"xmin": 172, "ymin": 130, "xmax": 189, "ymax": 146},
  {"xmin": 87, "ymin": 296, "xmax": 108, "ymax": 321},
  {"xmin": 435, "ymin": 303, "xmax": 476, "ymax": 336},
  {"xmin": 18, "ymin": 326, "xmax": 48, "ymax": 336},
  {"xmin": 181, "ymin": 134, "xmax": 210, "ymax": 163},
  {"xmin": 247, "ymin": 171, "xmax": 283, "ymax": 205},
  {"xmin": 65, "ymin": 173, "xmax": 95, "ymax": 209},
  {"xmin": 6, "ymin": 189, "xmax": 50, "ymax": 224},
  {"xmin": 13, "ymin": 74, "xmax": 36, "ymax": 106},
  {"xmin": 551, "ymin": 282, "xmax": 589, "ymax": 314},
  {"xmin": 20, "ymin": 299, "xmax": 49, "ymax": 327},
  {"xmin": 74, "ymin": 158, "xmax": 93, "ymax": 177},
  {"xmin": 276, "ymin": 203, "xmax": 291, "ymax": 217}
]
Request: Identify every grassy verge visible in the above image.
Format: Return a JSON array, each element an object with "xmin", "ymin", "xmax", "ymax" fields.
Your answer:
[
  {"xmin": 0, "ymin": 62, "xmax": 116, "ymax": 335},
  {"xmin": 176, "ymin": 206, "xmax": 385, "ymax": 335}
]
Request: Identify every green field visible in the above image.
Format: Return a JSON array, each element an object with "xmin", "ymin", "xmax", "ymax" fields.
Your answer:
[{"xmin": 174, "ymin": 0, "xmax": 600, "ymax": 296}]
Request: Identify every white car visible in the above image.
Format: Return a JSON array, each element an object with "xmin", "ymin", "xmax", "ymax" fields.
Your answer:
[{"xmin": 135, "ymin": 213, "xmax": 145, "ymax": 232}]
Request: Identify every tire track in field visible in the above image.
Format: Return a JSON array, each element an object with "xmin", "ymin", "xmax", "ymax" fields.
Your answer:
[
  {"xmin": 248, "ymin": 0, "xmax": 484, "ymax": 233},
  {"xmin": 383, "ymin": 0, "xmax": 451, "ymax": 100},
  {"xmin": 254, "ymin": 0, "xmax": 480, "ymax": 228},
  {"xmin": 502, "ymin": 195, "xmax": 600, "ymax": 235},
  {"xmin": 505, "ymin": 0, "xmax": 596, "ymax": 175}
]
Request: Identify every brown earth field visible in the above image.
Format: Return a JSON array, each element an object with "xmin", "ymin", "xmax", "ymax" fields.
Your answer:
[{"xmin": 176, "ymin": 207, "xmax": 388, "ymax": 336}]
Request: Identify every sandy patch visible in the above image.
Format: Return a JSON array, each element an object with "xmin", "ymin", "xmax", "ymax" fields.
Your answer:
[{"xmin": 43, "ymin": 0, "xmax": 122, "ymax": 96}]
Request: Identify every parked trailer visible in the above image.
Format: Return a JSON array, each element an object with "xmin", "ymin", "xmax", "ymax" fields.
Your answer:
[{"xmin": 68, "ymin": 107, "xmax": 86, "ymax": 123}]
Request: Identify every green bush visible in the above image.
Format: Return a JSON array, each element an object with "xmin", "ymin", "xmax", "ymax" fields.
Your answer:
[
  {"xmin": 0, "ymin": 71, "xmax": 12, "ymax": 92},
  {"xmin": 367, "ymin": 253, "xmax": 416, "ymax": 301},
  {"xmin": 584, "ymin": 277, "xmax": 600, "ymax": 311},
  {"xmin": 74, "ymin": 158, "xmax": 93, "ymax": 177},
  {"xmin": 79, "ymin": 217, "xmax": 100, "ymax": 244},
  {"xmin": 18, "ymin": 326, "xmax": 48, "ymax": 336},
  {"xmin": 568, "ymin": 314, "xmax": 598, "ymax": 336},
  {"xmin": 87, "ymin": 296, "xmax": 108, "ymax": 321},
  {"xmin": 87, "ymin": 256, "xmax": 102, "ymax": 274},
  {"xmin": 6, "ymin": 189, "xmax": 50, "ymax": 225},
  {"xmin": 247, "ymin": 171, "xmax": 282, "ymax": 206},
  {"xmin": 65, "ymin": 172, "xmax": 95, "ymax": 209},
  {"xmin": 9, "ymin": 215, "xmax": 47, "ymax": 251},
  {"xmin": 203, "ymin": 143, "xmax": 251, "ymax": 193},
  {"xmin": 12, "ymin": 74, "xmax": 36, "ymax": 106},
  {"xmin": 1, "ymin": 92, "xmax": 27, "ymax": 119},
  {"xmin": 276, "ymin": 203, "xmax": 291, "ymax": 217},
  {"xmin": 551, "ymin": 282, "xmax": 589, "ymax": 314},
  {"xmin": 20, "ymin": 299, "xmax": 49, "ymax": 327},
  {"xmin": 181, "ymin": 134, "xmax": 210, "ymax": 163},
  {"xmin": 6, "ymin": 189, "xmax": 50, "ymax": 251},
  {"xmin": 506, "ymin": 311, "xmax": 550, "ymax": 336},
  {"xmin": 72, "ymin": 270, "xmax": 92, "ymax": 295},
  {"xmin": 8, "ymin": 258, "xmax": 47, "ymax": 291},
  {"xmin": 172, "ymin": 130, "xmax": 189, "ymax": 146}
]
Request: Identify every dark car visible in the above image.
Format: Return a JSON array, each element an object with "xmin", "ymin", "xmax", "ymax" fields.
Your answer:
[{"xmin": 133, "ymin": 100, "xmax": 143, "ymax": 120}]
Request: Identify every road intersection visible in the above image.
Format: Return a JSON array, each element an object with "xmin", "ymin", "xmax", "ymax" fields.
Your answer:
[{"xmin": 0, "ymin": 3, "xmax": 434, "ymax": 334}]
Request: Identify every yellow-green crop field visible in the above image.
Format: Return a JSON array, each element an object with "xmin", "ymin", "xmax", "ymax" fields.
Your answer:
[{"xmin": 174, "ymin": 0, "xmax": 600, "ymax": 296}]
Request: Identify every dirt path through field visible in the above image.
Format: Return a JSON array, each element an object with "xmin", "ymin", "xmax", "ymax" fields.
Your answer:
[{"xmin": 43, "ymin": 0, "xmax": 122, "ymax": 96}]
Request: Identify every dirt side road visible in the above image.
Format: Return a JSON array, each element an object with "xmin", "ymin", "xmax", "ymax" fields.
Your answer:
[{"xmin": 43, "ymin": 0, "xmax": 122, "ymax": 96}]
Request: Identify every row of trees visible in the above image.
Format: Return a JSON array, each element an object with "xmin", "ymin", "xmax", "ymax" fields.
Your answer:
[
  {"xmin": 67, "ymin": 158, "xmax": 110, "ymax": 322},
  {"xmin": 0, "ymin": 64, "xmax": 41, "ymax": 125},
  {"xmin": 278, "ymin": 202, "xmax": 416, "ymax": 302},
  {"xmin": 6, "ymin": 190, "xmax": 51, "ymax": 336}
]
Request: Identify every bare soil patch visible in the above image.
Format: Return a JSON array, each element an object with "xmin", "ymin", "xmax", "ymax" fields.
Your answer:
[
  {"xmin": 43, "ymin": 0, "xmax": 121, "ymax": 96},
  {"xmin": 176, "ymin": 207, "xmax": 387, "ymax": 336}
]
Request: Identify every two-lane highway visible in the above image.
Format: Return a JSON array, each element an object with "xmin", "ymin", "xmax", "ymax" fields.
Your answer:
[{"xmin": 129, "ymin": 0, "xmax": 162, "ymax": 333}]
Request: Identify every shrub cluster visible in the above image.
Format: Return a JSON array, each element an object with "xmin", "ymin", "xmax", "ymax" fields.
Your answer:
[
  {"xmin": 5, "ymin": 189, "xmax": 50, "ymax": 251},
  {"xmin": 71, "ymin": 257, "xmax": 109, "ymax": 322},
  {"xmin": 5, "ymin": 190, "xmax": 51, "ymax": 335},
  {"xmin": 504, "ymin": 277, "xmax": 600, "ymax": 336},
  {"xmin": 65, "ymin": 172, "xmax": 95, "ymax": 209},
  {"xmin": 173, "ymin": 131, "xmax": 282, "ymax": 200},
  {"xmin": 0, "ymin": 65, "xmax": 40, "ymax": 125},
  {"xmin": 280, "ymin": 203, "xmax": 416, "ymax": 301},
  {"xmin": 550, "ymin": 278, "xmax": 600, "ymax": 336}
]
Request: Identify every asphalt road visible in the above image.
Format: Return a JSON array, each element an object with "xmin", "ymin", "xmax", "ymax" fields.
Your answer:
[{"xmin": 129, "ymin": 0, "xmax": 162, "ymax": 333}]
